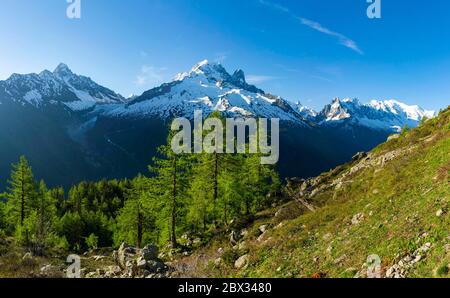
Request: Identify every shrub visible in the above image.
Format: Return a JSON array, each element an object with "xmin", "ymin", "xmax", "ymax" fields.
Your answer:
[
  {"xmin": 85, "ymin": 233, "xmax": 99, "ymax": 250},
  {"xmin": 221, "ymin": 249, "xmax": 241, "ymax": 267}
]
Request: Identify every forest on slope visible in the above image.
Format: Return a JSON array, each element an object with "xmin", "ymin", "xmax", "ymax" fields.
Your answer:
[{"xmin": 0, "ymin": 108, "xmax": 448, "ymax": 278}]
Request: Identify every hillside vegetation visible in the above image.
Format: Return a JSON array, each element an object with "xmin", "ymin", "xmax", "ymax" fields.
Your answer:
[
  {"xmin": 170, "ymin": 106, "xmax": 450, "ymax": 278},
  {"xmin": 0, "ymin": 107, "xmax": 448, "ymax": 278}
]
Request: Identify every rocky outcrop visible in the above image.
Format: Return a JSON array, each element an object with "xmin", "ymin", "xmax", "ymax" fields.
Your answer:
[
  {"xmin": 384, "ymin": 242, "xmax": 432, "ymax": 278},
  {"xmin": 84, "ymin": 242, "xmax": 172, "ymax": 278}
]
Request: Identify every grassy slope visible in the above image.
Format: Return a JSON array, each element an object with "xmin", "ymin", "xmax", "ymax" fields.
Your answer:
[
  {"xmin": 0, "ymin": 108, "xmax": 447, "ymax": 278},
  {"xmin": 172, "ymin": 107, "xmax": 450, "ymax": 278}
]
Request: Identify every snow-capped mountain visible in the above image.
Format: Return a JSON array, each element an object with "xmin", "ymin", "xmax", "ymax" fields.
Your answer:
[
  {"xmin": 288, "ymin": 101, "xmax": 318, "ymax": 121},
  {"xmin": 0, "ymin": 60, "xmax": 442, "ymax": 189},
  {"xmin": 103, "ymin": 60, "xmax": 304, "ymax": 123},
  {"xmin": 317, "ymin": 98, "xmax": 435, "ymax": 132},
  {"xmin": 0, "ymin": 60, "xmax": 434, "ymax": 132},
  {"xmin": 97, "ymin": 60, "xmax": 433, "ymax": 132},
  {"xmin": 0, "ymin": 63, "xmax": 125, "ymax": 111}
]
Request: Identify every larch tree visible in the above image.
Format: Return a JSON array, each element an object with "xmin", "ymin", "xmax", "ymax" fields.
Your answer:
[
  {"xmin": 150, "ymin": 135, "xmax": 190, "ymax": 249},
  {"xmin": 4, "ymin": 156, "xmax": 37, "ymax": 230},
  {"xmin": 114, "ymin": 175, "xmax": 157, "ymax": 248}
]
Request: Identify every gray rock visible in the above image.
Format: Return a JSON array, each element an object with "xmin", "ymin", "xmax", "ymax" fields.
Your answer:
[
  {"xmin": 142, "ymin": 244, "xmax": 159, "ymax": 261},
  {"xmin": 234, "ymin": 254, "xmax": 249, "ymax": 269},
  {"xmin": 146, "ymin": 260, "xmax": 166, "ymax": 273},
  {"xmin": 258, "ymin": 225, "xmax": 268, "ymax": 234},
  {"xmin": 351, "ymin": 213, "xmax": 364, "ymax": 225},
  {"xmin": 257, "ymin": 232, "xmax": 266, "ymax": 242},
  {"xmin": 117, "ymin": 242, "xmax": 136, "ymax": 269},
  {"xmin": 136, "ymin": 257, "xmax": 147, "ymax": 269},
  {"xmin": 238, "ymin": 241, "xmax": 248, "ymax": 251}
]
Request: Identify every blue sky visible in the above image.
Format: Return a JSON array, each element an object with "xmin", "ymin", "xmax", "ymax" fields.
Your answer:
[{"xmin": 0, "ymin": 0, "xmax": 449, "ymax": 111}]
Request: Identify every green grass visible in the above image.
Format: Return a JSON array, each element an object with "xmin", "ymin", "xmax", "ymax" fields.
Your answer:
[{"xmin": 172, "ymin": 107, "xmax": 450, "ymax": 278}]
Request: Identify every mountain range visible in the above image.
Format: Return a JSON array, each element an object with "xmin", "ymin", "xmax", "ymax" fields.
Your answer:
[{"xmin": 0, "ymin": 60, "xmax": 437, "ymax": 189}]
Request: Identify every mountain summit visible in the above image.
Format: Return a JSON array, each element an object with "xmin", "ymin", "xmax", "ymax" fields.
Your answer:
[
  {"xmin": 106, "ymin": 60, "xmax": 301, "ymax": 122},
  {"xmin": 0, "ymin": 61, "xmax": 440, "ymax": 188},
  {"xmin": 0, "ymin": 63, "xmax": 124, "ymax": 111},
  {"xmin": 101, "ymin": 60, "xmax": 433, "ymax": 132},
  {"xmin": 53, "ymin": 63, "xmax": 74, "ymax": 77},
  {"xmin": 0, "ymin": 60, "xmax": 434, "ymax": 131},
  {"xmin": 317, "ymin": 97, "xmax": 436, "ymax": 132}
]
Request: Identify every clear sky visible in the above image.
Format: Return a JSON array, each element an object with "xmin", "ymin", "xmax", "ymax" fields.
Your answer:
[{"xmin": 0, "ymin": 0, "xmax": 449, "ymax": 111}]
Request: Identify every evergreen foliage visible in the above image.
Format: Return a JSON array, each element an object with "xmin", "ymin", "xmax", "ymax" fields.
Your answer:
[{"xmin": 0, "ymin": 117, "xmax": 282, "ymax": 252}]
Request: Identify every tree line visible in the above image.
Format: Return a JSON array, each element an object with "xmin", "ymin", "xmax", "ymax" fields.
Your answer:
[{"xmin": 0, "ymin": 114, "xmax": 280, "ymax": 253}]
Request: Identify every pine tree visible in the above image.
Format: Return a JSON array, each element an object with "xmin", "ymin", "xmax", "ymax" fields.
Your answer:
[
  {"xmin": 4, "ymin": 156, "xmax": 37, "ymax": 232},
  {"xmin": 49, "ymin": 187, "xmax": 65, "ymax": 217},
  {"xmin": 31, "ymin": 180, "xmax": 57, "ymax": 254},
  {"xmin": 114, "ymin": 175, "xmax": 158, "ymax": 248},
  {"xmin": 240, "ymin": 151, "xmax": 280, "ymax": 214},
  {"xmin": 150, "ymin": 137, "xmax": 190, "ymax": 249},
  {"xmin": 68, "ymin": 182, "xmax": 89, "ymax": 216},
  {"xmin": 188, "ymin": 153, "xmax": 216, "ymax": 231}
]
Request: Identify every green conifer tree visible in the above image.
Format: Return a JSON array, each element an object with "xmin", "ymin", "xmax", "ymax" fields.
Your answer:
[
  {"xmin": 150, "ymin": 135, "xmax": 190, "ymax": 249},
  {"xmin": 3, "ymin": 156, "xmax": 37, "ymax": 237},
  {"xmin": 114, "ymin": 175, "xmax": 158, "ymax": 248}
]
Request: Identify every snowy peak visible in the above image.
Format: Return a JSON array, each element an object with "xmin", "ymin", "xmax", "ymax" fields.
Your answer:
[
  {"xmin": 110, "ymin": 60, "xmax": 302, "ymax": 123},
  {"xmin": 231, "ymin": 69, "xmax": 246, "ymax": 85},
  {"xmin": 321, "ymin": 98, "xmax": 353, "ymax": 121},
  {"xmin": 53, "ymin": 63, "xmax": 74, "ymax": 78},
  {"xmin": 0, "ymin": 61, "xmax": 437, "ymax": 133},
  {"xmin": 288, "ymin": 101, "xmax": 318, "ymax": 121},
  {"xmin": 368, "ymin": 99, "xmax": 435, "ymax": 121},
  {"xmin": 106, "ymin": 60, "xmax": 435, "ymax": 131},
  {"xmin": 0, "ymin": 63, "xmax": 125, "ymax": 111},
  {"xmin": 318, "ymin": 97, "xmax": 435, "ymax": 132},
  {"xmin": 174, "ymin": 60, "xmax": 229, "ymax": 82},
  {"xmin": 172, "ymin": 60, "xmax": 263, "ymax": 94}
]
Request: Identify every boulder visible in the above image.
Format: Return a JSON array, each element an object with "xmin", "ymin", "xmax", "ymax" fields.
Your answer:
[
  {"xmin": 142, "ymin": 244, "xmax": 159, "ymax": 261},
  {"xmin": 238, "ymin": 241, "xmax": 248, "ymax": 251},
  {"xmin": 258, "ymin": 225, "xmax": 268, "ymax": 234},
  {"xmin": 136, "ymin": 257, "xmax": 147, "ymax": 269},
  {"xmin": 146, "ymin": 260, "xmax": 167, "ymax": 273},
  {"xmin": 234, "ymin": 254, "xmax": 249, "ymax": 269},
  {"xmin": 257, "ymin": 232, "xmax": 266, "ymax": 242}
]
